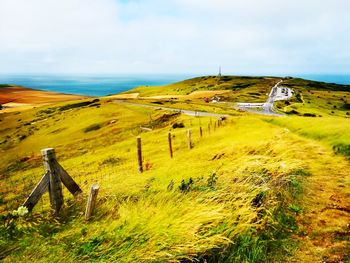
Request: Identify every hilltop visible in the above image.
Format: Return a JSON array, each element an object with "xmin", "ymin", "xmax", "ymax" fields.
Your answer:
[{"xmin": 0, "ymin": 76, "xmax": 349, "ymax": 262}]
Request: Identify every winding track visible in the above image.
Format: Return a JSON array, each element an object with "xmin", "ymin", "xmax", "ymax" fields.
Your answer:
[
  {"xmin": 114, "ymin": 100, "xmax": 229, "ymax": 117},
  {"xmin": 235, "ymin": 80, "xmax": 284, "ymax": 116},
  {"xmin": 115, "ymin": 80, "xmax": 287, "ymax": 117}
]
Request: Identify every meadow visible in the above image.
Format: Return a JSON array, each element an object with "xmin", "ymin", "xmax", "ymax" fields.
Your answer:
[{"xmin": 0, "ymin": 76, "xmax": 349, "ymax": 262}]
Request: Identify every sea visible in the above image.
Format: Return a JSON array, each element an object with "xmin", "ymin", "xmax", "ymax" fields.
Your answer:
[
  {"xmin": 0, "ymin": 74, "xmax": 349, "ymax": 96},
  {"xmin": 0, "ymin": 74, "xmax": 194, "ymax": 96}
]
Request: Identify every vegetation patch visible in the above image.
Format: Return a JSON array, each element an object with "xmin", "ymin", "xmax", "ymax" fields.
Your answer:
[
  {"xmin": 0, "ymin": 84, "xmax": 12, "ymax": 88},
  {"xmin": 333, "ymin": 143, "xmax": 350, "ymax": 157},
  {"xmin": 83, "ymin": 123, "xmax": 102, "ymax": 133},
  {"xmin": 59, "ymin": 99, "xmax": 100, "ymax": 111}
]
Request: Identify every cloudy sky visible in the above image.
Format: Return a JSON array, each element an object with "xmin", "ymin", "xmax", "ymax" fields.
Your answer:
[{"xmin": 0, "ymin": 0, "xmax": 349, "ymax": 75}]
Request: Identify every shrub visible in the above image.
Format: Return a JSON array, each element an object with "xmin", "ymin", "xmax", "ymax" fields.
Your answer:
[
  {"xmin": 342, "ymin": 103, "xmax": 350, "ymax": 110},
  {"xmin": 83, "ymin": 123, "xmax": 101, "ymax": 133},
  {"xmin": 59, "ymin": 99, "xmax": 100, "ymax": 111},
  {"xmin": 287, "ymin": 110, "xmax": 299, "ymax": 115},
  {"xmin": 303, "ymin": 113, "xmax": 316, "ymax": 117},
  {"xmin": 333, "ymin": 144, "xmax": 350, "ymax": 156},
  {"xmin": 172, "ymin": 122, "xmax": 185, "ymax": 129},
  {"xmin": 179, "ymin": 178, "xmax": 193, "ymax": 192}
]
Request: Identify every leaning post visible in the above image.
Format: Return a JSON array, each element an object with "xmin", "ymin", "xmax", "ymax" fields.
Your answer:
[{"xmin": 41, "ymin": 148, "xmax": 63, "ymax": 216}]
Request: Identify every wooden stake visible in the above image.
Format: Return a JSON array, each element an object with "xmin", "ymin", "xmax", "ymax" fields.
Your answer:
[
  {"xmin": 85, "ymin": 184, "xmax": 99, "ymax": 221},
  {"xmin": 214, "ymin": 121, "xmax": 217, "ymax": 131},
  {"xmin": 168, "ymin": 132, "xmax": 173, "ymax": 158},
  {"xmin": 54, "ymin": 160, "xmax": 82, "ymax": 196},
  {"xmin": 136, "ymin": 136, "xmax": 143, "ymax": 173},
  {"xmin": 208, "ymin": 123, "xmax": 211, "ymax": 134},
  {"xmin": 41, "ymin": 148, "xmax": 63, "ymax": 216},
  {"xmin": 187, "ymin": 129, "xmax": 192, "ymax": 149},
  {"xmin": 199, "ymin": 126, "xmax": 203, "ymax": 138},
  {"xmin": 23, "ymin": 171, "xmax": 49, "ymax": 212}
]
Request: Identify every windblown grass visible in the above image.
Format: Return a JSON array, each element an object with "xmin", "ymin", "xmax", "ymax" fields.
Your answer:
[{"xmin": 1, "ymin": 91, "xmax": 349, "ymax": 262}]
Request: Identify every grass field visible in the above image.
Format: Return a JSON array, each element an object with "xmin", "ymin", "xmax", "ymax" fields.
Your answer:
[{"xmin": 0, "ymin": 76, "xmax": 349, "ymax": 262}]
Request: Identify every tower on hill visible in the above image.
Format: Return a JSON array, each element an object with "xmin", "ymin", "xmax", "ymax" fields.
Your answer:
[{"xmin": 218, "ymin": 66, "xmax": 222, "ymax": 77}]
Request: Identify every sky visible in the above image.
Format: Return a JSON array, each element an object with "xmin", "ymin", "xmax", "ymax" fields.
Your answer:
[{"xmin": 0, "ymin": 0, "xmax": 350, "ymax": 75}]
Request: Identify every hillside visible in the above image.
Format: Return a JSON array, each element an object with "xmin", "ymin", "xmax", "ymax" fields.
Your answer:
[
  {"xmin": 123, "ymin": 76, "xmax": 350, "ymax": 118},
  {"xmin": 0, "ymin": 76, "xmax": 349, "ymax": 262},
  {"xmin": 0, "ymin": 85, "xmax": 88, "ymax": 113}
]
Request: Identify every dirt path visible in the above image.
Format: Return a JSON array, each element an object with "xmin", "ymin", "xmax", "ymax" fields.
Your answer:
[
  {"xmin": 114, "ymin": 100, "xmax": 229, "ymax": 117},
  {"xmin": 235, "ymin": 80, "xmax": 284, "ymax": 116},
  {"xmin": 293, "ymin": 143, "xmax": 350, "ymax": 262}
]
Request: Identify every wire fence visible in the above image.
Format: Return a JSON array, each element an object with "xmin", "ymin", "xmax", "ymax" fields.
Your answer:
[{"xmin": 1, "ymin": 116, "xmax": 227, "ymax": 216}]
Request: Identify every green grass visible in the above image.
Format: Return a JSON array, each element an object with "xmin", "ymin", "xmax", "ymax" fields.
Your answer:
[
  {"xmin": 1, "ymin": 77, "xmax": 350, "ymax": 262},
  {"xmin": 265, "ymin": 116, "xmax": 350, "ymax": 157},
  {"xmin": 125, "ymin": 75, "xmax": 279, "ymax": 102},
  {"xmin": 275, "ymin": 78, "xmax": 350, "ymax": 117}
]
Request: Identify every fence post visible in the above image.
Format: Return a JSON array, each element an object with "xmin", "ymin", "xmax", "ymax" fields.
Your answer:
[
  {"xmin": 214, "ymin": 121, "xmax": 217, "ymax": 131},
  {"xmin": 168, "ymin": 132, "xmax": 173, "ymax": 158},
  {"xmin": 41, "ymin": 148, "xmax": 63, "ymax": 216},
  {"xmin": 208, "ymin": 123, "xmax": 211, "ymax": 134},
  {"xmin": 136, "ymin": 136, "xmax": 143, "ymax": 173},
  {"xmin": 199, "ymin": 126, "xmax": 203, "ymax": 138},
  {"xmin": 85, "ymin": 184, "xmax": 99, "ymax": 221},
  {"xmin": 187, "ymin": 129, "xmax": 192, "ymax": 149}
]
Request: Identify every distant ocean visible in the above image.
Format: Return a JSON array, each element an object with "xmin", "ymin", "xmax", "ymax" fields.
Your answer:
[
  {"xmin": 0, "ymin": 74, "xmax": 193, "ymax": 96},
  {"xmin": 0, "ymin": 74, "xmax": 349, "ymax": 96},
  {"xmin": 293, "ymin": 74, "xmax": 350, "ymax": 85}
]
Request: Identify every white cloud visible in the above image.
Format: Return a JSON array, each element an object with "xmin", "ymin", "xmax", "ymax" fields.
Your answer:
[{"xmin": 0, "ymin": 0, "xmax": 349, "ymax": 74}]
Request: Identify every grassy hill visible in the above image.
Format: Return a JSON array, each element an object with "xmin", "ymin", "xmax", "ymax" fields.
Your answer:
[
  {"xmin": 0, "ymin": 76, "xmax": 349, "ymax": 262},
  {"xmin": 125, "ymin": 76, "xmax": 279, "ymax": 102},
  {"xmin": 125, "ymin": 76, "xmax": 350, "ymax": 117}
]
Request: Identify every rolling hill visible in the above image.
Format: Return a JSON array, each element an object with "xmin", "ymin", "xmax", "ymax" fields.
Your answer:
[{"xmin": 0, "ymin": 76, "xmax": 349, "ymax": 262}]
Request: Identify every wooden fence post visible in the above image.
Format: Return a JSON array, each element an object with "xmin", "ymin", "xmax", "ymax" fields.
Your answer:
[
  {"xmin": 187, "ymin": 129, "xmax": 192, "ymax": 149},
  {"xmin": 136, "ymin": 136, "xmax": 143, "ymax": 173},
  {"xmin": 208, "ymin": 123, "xmax": 211, "ymax": 134},
  {"xmin": 23, "ymin": 172, "xmax": 49, "ymax": 212},
  {"xmin": 41, "ymin": 148, "xmax": 63, "ymax": 216},
  {"xmin": 85, "ymin": 184, "xmax": 99, "ymax": 221},
  {"xmin": 214, "ymin": 121, "xmax": 217, "ymax": 131},
  {"xmin": 168, "ymin": 132, "xmax": 173, "ymax": 158},
  {"xmin": 199, "ymin": 126, "xmax": 203, "ymax": 138}
]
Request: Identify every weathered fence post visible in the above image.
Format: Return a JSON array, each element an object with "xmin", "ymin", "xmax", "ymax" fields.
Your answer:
[
  {"xmin": 22, "ymin": 148, "xmax": 82, "ymax": 215},
  {"xmin": 214, "ymin": 121, "xmax": 217, "ymax": 131},
  {"xmin": 41, "ymin": 148, "xmax": 63, "ymax": 216},
  {"xmin": 85, "ymin": 184, "xmax": 99, "ymax": 221},
  {"xmin": 199, "ymin": 126, "xmax": 203, "ymax": 138},
  {"xmin": 208, "ymin": 123, "xmax": 211, "ymax": 134},
  {"xmin": 136, "ymin": 136, "xmax": 143, "ymax": 173},
  {"xmin": 168, "ymin": 132, "xmax": 173, "ymax": 158},
  {"xmin": 187, "ymin": 129, "xmax": 192, "ymax": 149}
]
